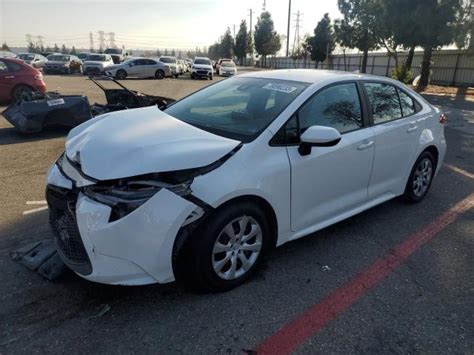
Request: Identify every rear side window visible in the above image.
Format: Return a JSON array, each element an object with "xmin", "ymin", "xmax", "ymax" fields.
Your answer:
[
  {"xmin": 299, "ymin": 82, "xmax": 363, "ymax": 134},
  {"xmin": 398, "ymin": 89, "xmax": 419, "ymax": 116},
  {"xmin": 364, "ymin": 83, "xmax": 402, "ymax": 124}
]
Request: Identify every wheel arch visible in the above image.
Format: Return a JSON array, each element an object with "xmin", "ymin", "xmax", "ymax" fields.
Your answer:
[
  {"xmin": 172, "ymin": 194, "xmax": 278, "ymax": 272},
  {"xmin": 10, "ymin": 83, "xmax": 34, "ymax": 101},
  {"xmin": 421, "ymin": 145, "xmax": 439, "ymax": 171}
]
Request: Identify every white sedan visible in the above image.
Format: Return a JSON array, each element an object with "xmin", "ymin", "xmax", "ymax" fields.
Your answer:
[
  {"xmin": 219, "ymin": 61, "xmax": 237, "ymax": 76},
  {"xmin": 46, "ymin": 70, "xmax": 446, "ymax": 291},
  {"xmin": 105, "ymin": 57, "xmax": 171, "ymax": 79}
]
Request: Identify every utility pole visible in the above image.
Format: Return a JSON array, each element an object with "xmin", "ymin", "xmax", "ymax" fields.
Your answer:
[
  {"xmin": 248, "ymin": 8, "xmax": 253, "ymax": 65},
  {"xmin": 286, "ymin": 0, "xmax": 291, "ymax": 57},
  {"xmin": 292, "ymin": 11, "xmax": 302, "ymax": 56},
  {"xmin": 89, "ymin": 32, "xmax": 94, "ymax": 52}
]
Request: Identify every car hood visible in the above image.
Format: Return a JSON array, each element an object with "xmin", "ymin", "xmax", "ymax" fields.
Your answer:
[
  {"xmin": 84, "ymin": 61, "xmax": 107, "ymax": 66},
  {"xmin": 45, "ymin": 61, "xmax": 69, "ymax": 65},
  {"xmin": 65, "ymin": 106, "xmax": 240, "ymax": 181}
]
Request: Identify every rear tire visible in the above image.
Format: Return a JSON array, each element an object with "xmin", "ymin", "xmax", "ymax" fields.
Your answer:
[
  {"xmin": 174, "ymin": 73, "xmax": 179, "ymax": 78},
  {"xmin": 11, "ymin": 85, "xmax": 34, "ymax": 102},
  {"xmin": 116, "ymin": 69, "xmax": 127, "ymax": 79},
  {"xmin": 155, "ymin": 69, "xmax": 165, "ymax": 79},
  {"xmin": 176, "ymin": 202, "xmax": 271, "ymax": 292},
  {"xmin": 403, "ymin": 151, "xmax": 435, "ymax": 203}
]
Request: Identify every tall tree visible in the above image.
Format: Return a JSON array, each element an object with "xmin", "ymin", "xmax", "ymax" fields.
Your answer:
[
  {"xmin": 1, "ymin": 42, "xmax": 10, "ymax": 51},
  {"xmin": 307, "ymin": 13, "xmax": 335, "ymax": 68},
  {"xmin": 219, "ymin": 28, "xmax": 235, "ymax": 58},
  {"xmin": 235, "ymin": 20, "xmax": 248, "ymax": 64},
  {"xmin": 61, "ymin": 44, "xmax": 69, "ymax": 54},
  {"xmin": 453, "ymin": 0, "xmax": 473, "ymax": 49},
  {"xmin": 70, "ymin": 46, "xmax": 77, "ymax": 55},
  {"xmin": 156, "ymin": 49, "xmax": 162, "ymax": 57},
  {"xmin": 171, "ymin": 49, "xmax": 176, "ymax": 56},
  {"xmin": 164, "ymin": 48, "xmax": 169, "ymax": 56},
  {"xmin": 53, "ymin": 43, "xmax": 60, "ymax": 53},
  {"xmin": 414, "ymin": 0, "xmax": 460, "ymax": 87},
  {"xmin": 335, "ymin": 0, "xmax": 380, "ymax": 73},
  {"xmin": 254, "ymin": 11, "xmax": 281, "ymax": 66}
]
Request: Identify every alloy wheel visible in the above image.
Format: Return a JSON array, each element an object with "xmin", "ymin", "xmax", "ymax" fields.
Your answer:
[
  {"xmin": 212, "ymin": 216, "xmax": 263, "ymax": 280},
  {"xmin": 412, "ymin": 158, "xmax": 432, "ymax": 197}
]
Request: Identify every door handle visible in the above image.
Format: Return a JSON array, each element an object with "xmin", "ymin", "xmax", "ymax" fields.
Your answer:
[
  {"xmin": 407, "ymin": 122, "xmax": 418, "ymax": 133},
  {"xmin": 5, "ymin": 75, "xmax": 15, "ymax": 79},
  {"xmin": 358, "ymin": 141, "xmax": 374, "ymax": 150}
]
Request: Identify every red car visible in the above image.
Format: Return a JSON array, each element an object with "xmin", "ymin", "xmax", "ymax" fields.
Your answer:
[{"xmin": 0, "ymin": 58, "xmax": 47, "ymax": 103}]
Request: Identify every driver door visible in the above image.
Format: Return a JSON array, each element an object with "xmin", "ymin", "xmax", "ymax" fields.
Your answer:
[{"xmin": 284, "ymin": 82, "xmax": 375, "ymax": 232}]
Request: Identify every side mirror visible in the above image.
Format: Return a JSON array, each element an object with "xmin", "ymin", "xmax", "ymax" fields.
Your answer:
[{"xmin": 298, "ymin": 125, "xmax": 341, "ymax": 156}]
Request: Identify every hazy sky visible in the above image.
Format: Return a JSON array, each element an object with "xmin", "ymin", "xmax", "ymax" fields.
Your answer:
[{"xmin": 0, "ymin": 0, "xmax": 341, "ymax": 51}]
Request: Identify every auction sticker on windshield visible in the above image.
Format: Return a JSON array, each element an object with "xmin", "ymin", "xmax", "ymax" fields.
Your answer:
[
  {"xmin": 263, "ymin": 83, "xmax": 297, "ymax": 94},
  {"xmin": 47, "ymin": 98, "xmax": 65, "ymax": 107}
]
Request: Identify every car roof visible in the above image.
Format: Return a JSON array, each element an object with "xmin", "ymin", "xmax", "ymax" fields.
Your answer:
[{"xmin": 239, "ymin": 69, "xmax": 393, "ymax": 84}]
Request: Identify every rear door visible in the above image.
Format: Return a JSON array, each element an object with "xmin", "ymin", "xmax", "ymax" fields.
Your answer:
[
  {"xmin": 284, "ymin": 82, "xmax": 375, "ymax": 232},
  {"xmin": 363, "ymin": 82, "xmax": 424, "ymax": 198}
]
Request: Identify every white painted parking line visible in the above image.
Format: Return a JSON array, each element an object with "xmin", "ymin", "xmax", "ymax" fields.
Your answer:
[
  {"xmin": 445, "ymin": 164, "xmax": 474, "ymax": 179},
  {"xmin": 23, "ymin": 206, "xmax": 48, "ymax": 215},
  {"xmin": 26, "ymin": 200, "xmax": 47, "ymax": 205}
]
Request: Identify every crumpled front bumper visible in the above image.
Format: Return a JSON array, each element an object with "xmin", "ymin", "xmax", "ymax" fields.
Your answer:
[{"xmin": 46, "ymin": 164, "xmax": 199, "ymax": 285}]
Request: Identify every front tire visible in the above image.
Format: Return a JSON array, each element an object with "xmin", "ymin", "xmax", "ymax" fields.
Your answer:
[
  {"xmin": 116, "ymin": 69, "xmax": 127, "ymax": 79},
  {"xmin": 176, "ymin": 202, "xmax": 270, "ymax": 292},
  {"xmin": 155, "ymin": 69, "xmax": 165, "ymax": 79},
  {"xmin": 403, "ymin": 151, "xmax": 435, "ymax": 203}
]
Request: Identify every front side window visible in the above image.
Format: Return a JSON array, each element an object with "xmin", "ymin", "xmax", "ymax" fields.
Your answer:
[
  {"xmin": 194, "ymin": 59, "xmax": 211, "ymax": 65},
  {"xmin": 299, "ymin": 83, "xmax": 363, "ymax": 134},
  {"xmin": 165, "ymin": 77, "xmax": 308, "ymax": 142},
  {"xmin": 364, "ymin": 83, "xmax": 402, "ymax": 124},
  {"xmin": 0, "ymin": 60, "xmax": 8, "ymax": 72}
]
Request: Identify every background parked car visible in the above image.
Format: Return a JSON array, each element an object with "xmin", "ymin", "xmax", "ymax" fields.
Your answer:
[
  {"xmin": 159, "ymin": 56, "xmax": 179, "ymax": 78},
  {"xmin": 191, "ymin": 57, "xmax": 213, "ymax": 80},
  {"xmin": 0, "ymin": 58, "xmax": 46, "ymax": 102},
  {"xmin": 105, "ymin": 57, "xmax": 171, "ymax": 79},
  {"xmin": 17, "ymin": 53, "xmax": 48, "ymax": 69},
  {"xmin": 218, "ymin": 61, "xmax": 237, "ymax": 76},
  {"xmin": 77, "ymin": 52, "xmax": 91, "ymax": 62},
  {"xmin": 215, "ymin": 58, "xmax": 231, "ymax": 73},
  {"xmin": 104, "ymin": 48, "xmax": 130, "ymax": 64},
  {"xmin": 0, "ymin": 51, "xmax": 16, "ymax": 58},
  {"xmin": 44, "ymin": 54, "xmax": 83, "ymax": 74},
  {"xmin": 83, "ymin": 54, "xmax": 114, "ymax": 75}
]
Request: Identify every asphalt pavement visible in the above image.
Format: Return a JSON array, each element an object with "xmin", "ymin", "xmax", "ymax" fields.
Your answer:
[{"xmin": 0, "ymin": 73, "xmax": 472, "ymax": 353}]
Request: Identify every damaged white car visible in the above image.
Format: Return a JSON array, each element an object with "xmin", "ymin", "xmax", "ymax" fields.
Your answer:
[{"xmin": 46, "ymin": 70, "xmax": 446, "ymax": 291}]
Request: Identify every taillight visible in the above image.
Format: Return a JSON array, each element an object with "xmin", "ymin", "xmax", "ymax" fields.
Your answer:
[{"xmin": 439, "ymin": 113, "xmax": 446, "ymax": 124}]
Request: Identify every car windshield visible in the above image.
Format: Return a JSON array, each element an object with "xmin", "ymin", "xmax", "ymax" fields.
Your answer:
[
  {"xmin": 104, "ymin": 48, "xmax": 121, "ymax": 54},
  {"xmin": 78, "ymin": 53, "xmax": 89, "ymax": 59},
  {"xmin": 47, "ymin": 55, "xmax": 70, "ymax": 61},
  {"xmin": 194, "ymin": 59, "xmax": 211, "ymax": 65},
  {"xmin": 222, "ymin": 62, "xmax": 235, "ymax": 67},
  {"xmin": 88, "ymin": 55, "xmax": 107, "ymax": 61},
  {"xmin": 160, "ymin": 57, "xmax": 175, "ymax": 63},
  {"xmin": 165, "ymin": 77, "xmax": 308, "ymax": 142},
  {"xmin": 18, "ymin": 54, "xmax": 35, "ymax": 60}
]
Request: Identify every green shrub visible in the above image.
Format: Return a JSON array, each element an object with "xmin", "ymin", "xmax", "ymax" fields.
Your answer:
[{"xmin": 391, "ymin": 65, "xmax": 413, "ymax": 84}]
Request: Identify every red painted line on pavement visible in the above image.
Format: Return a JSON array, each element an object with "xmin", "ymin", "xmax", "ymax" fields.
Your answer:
[{"xmin": 256, "ymin": 193, "xmax": 474, "ymax": 355}]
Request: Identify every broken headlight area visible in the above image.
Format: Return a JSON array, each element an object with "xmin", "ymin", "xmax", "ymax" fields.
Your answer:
[{"xmin": 83, "ymin": 178, "xmax": 193, "ymax": 222}]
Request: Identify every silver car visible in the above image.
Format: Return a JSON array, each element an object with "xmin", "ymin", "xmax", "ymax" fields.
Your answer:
[
  {"xmin": 17, "ymin": 53, "xmax": 48, "ymax": 69},
  {"xmin": 105, "ymin": 57, "xmax": 171, "ymax": 79}
]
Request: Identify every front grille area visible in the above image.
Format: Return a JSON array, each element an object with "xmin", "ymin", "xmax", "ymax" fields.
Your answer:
[
  {"xmin": 197, "ymin": 70, "xmax": 209, "ymax": 75},
  {"xmin": 85, "ymin": 67, "xmax": 101, "ymax": 74},
  {"xmin": 46, "ymin": 185, "xmax": 92, "ymax": 275}
]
